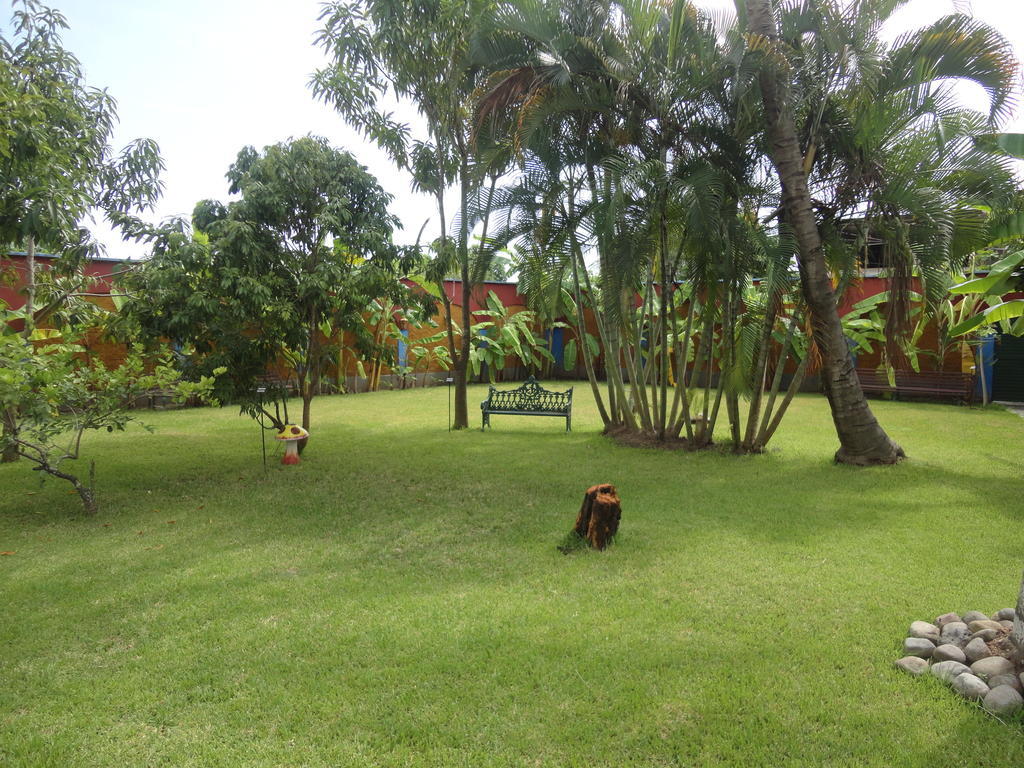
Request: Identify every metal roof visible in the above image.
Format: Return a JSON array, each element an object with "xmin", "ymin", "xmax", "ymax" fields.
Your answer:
[{"xmin": 4, "ymin": 250, "xmax": 127, "ymax": 264}]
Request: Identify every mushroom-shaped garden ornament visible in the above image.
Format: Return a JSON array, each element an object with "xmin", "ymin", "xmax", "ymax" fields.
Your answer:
[{"xmin": 276, "ymin": 424, "xmax": 309, "ymax": 465}]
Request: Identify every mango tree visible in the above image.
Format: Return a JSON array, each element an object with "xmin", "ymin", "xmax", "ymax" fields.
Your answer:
[
  {"xmin": 124, "ymin": 137, "xmax": 425, "ymax": 451},
  {"xmin": 0, "ymin": 324, "xmax": 217, "ymax": 514}
]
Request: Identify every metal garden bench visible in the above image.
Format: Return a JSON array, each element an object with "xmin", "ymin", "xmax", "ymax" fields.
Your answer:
[{"xmin": 480, "ymin": 376, "xmax": 573, "ymax": 431}]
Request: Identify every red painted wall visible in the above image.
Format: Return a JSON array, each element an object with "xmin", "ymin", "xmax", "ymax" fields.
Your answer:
[{"xmin": 1, "ymin": 252, "xmax": 124, "ymax": 312}]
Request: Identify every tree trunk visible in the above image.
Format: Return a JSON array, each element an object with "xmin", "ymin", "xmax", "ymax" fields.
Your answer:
[
  {"xmin": 569, "ymin": 228, "xmax": 610, "ymax": 426},
  {"xmin": 297, "ymin": 323, "xmax": 319, "ymax": 454},
  {"xmin": 451, "ymin": 161, "xmax": 472, "ymax": 430},
  {"xmin": 571, "ymin": 483, "xmax": 621, "ymax": 550},
  {"xmin": 3, "ymin": 237, "xmax": 37, "ymax": 464},
  {"xmin": 76, "ymin": 484, "xmax": 98, "ymax": 516},
  {"xmin": 298, "ymin": 390, "xmax": 313, "ymax": 454},
  {"xmin": 1, "ymin": 410, "xmax": 18, "ymax": 463},
  {"xmin": 1012, "ymin": 569, "xmax": 1024, "ymax": 662},
  {"xmin": 753, "ymin": 313, "xmax": 800, "ymax": 449},
  {"xmin": 451, "ymin": 267, "xmax": 472, "ymax": 430},
  {"xmin": 746, "ymin": 0, "xmax": 903, "ymax": 465},
  {"xmin": 23, "ymin": 236, "xmax": 36, "ymax": 340},
  {"xmin": 453, "ymin": 355, "xmax": 469, "ymax": 429},
  {"xmin": 32, "ymin": 459, "xmax": 98, "ymax": 515},
  {"xmin": 742, "ymin": 303, "xmax": 778, "ymax": 450}
]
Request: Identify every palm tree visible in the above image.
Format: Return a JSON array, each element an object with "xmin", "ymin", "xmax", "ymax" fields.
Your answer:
[
  {"xmin": 478, "ymin": 0, "xmax": 777, "ymax": 444},
  {"xmin": 744, "ymin": 0, "xmax": 1018, "ymax": 463}
]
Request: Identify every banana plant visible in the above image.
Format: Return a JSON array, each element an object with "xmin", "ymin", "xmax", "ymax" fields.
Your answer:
[
  {"xmin": 947, "ymin": 249, "xmax": 1024, "ymax": 338},
  {"xmin": 840, "ymin": 290, "xmax": 932, "ymax": 382},
  {"xmin": 561, "ymin": 330, "xmax": 599, "ymax": 374},
  {"xmin": 468, "ymin": 291, "xmax": 554, "ymax": 382}
]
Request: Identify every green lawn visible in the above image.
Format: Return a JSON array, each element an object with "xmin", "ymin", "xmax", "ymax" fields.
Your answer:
[{"xmin": 2, "ymin": 384, "xmax": 1023, "ymax": 766}]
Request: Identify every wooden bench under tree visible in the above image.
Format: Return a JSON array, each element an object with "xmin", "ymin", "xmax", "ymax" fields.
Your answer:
[
  {"xmin": 481, "ymin": 376, "xmax": 573, "ymax": 431},
  {"xmin": 855, "ymin": 368, "xmax": 974, "ymax": 404}
]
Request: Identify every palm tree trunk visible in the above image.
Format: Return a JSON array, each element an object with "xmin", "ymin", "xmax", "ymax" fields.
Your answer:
[
  {"xmin": 454, "ymin": 280, "xmax": 471, "ymax": 430},
  {"xmin": 742, "ymin": 296, "xmax": 777, "ymax": 449},
  {"xmin": 753, "ymin": 312, "xmax": 798, "ymax": 448},
  {"xmin": 691, "ymin": 309, "xmax": 714, "ymax": 444},
  {"xmin": 656, "ymin": 163, "xmax": 672, "ymax": 441},
  {"xmin": 747, "ymin": 0, "xmax": 903, "ymax": 465},
  {"xmin": 669, "ymin": 296, "xmax": 696, "ymax": 441},
  {"xmin": 452, "ymin": 160, "xmax": 473, "ymax": 430},
  {"xmin": 758, "ymin": 349, "xmax": 810, "ymax": 447},
  {"xmin": 568, "ymin": 218, "xmax": 611, "ymax": 426},
  {"xmin": 723, "ymin": 295, "xmax": 742, "ymax": 448},
  {"xmin": 624, "ymin": 287, "xmax": 654, "ymax": 432}
]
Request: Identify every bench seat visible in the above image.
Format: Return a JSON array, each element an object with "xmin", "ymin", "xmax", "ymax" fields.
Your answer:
[
  {"xmin": 855, "ymin": 369, "xmax": 974, "ymax": 404},
  {"xmin": 481, "ymin": 376, "xmax": 573, "ymax": 431}
]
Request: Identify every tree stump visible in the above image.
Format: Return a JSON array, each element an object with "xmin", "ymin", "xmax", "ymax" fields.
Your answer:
[{"xmin": 572, "ymin": 483, "xmax": 621, "ymax": 550}]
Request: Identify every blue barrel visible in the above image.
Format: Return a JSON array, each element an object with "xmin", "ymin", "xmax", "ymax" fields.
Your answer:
[{"xmin": 975, "ymin": 335, "xmax": 996, "ymax": 401}]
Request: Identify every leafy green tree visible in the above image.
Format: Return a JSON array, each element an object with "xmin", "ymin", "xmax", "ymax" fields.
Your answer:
[
  {"xmin": 0, "ymin": 328, "xmax": 216, "ymax": 514},
  {"xmin": 123, "ymin": 137, "xmax": 423, "ymax": 450},
  {"xmin": 312, "ymin": 0, "xmax": 508, "ymax": 429},
  {"xmin": 0, "ymin": 0, "xmax": 163, "ymax": 461}
]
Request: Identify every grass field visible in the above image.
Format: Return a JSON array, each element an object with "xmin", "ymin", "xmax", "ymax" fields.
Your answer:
[{"xmin": 1, "ymin": 383, "xmax": 1023, "ymax": 767}]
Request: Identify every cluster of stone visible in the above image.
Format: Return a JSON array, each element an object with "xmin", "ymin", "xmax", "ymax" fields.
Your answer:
[{"xmin": 895, "ymin": 609, "xmax": 1023, "ymax": 718}]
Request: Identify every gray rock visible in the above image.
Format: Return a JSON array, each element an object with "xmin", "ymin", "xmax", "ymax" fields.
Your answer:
[
  {"xmin": 903, "ymin": 637, "xmax": 935, "ymax": 658},
  {"xmin": 989, "ymin": 674, "xmax": 1023, "ymax": 693},
  {"xmin": 993, "ymin": 608, "xmax": 1016, "ymax": 622},
  {"xmin": 931, "ymin": 660, "xmax": 971, "ymax": 683},
  {"xmin": 932, "ymin": 644, "xmax": 967, "ymax": 664},
  {"xmin": 894, "ymin": 656, "xmax": 930, "ymax": 676},
  {"xmin": 962, "ymin": 610, "xmax": 989, "ymax": 624},
  {"xmin": 970, "ymin": 656, "xmax": 1016, "ymax": 681},
  {"xmin": 983, "ymin": 685, "xmax": 1023, "ymax": 717},
  {"xmin": 968, "ymin": 619, "xmax": 1003, "ymax": 633},
  {"xmin": 1020, "ymin": 672, "xmax": 1024, "ymax": 690},
  {"xmin": 970, "ymin": 628, "xmax": 1000, "ymax": 642},
  {"xmin": 952, "ymin": 673, "xmax": 990, "ymax": 701},
  {"xmin": 1000, "ymin": 620, "xmax": 1014, "ymax": 631},
  {"xmin": 964, "ymin": 637, "xmax": 992, "ymax": 663},
  {"xmin": 936, "ymin": 612, "xmax": 961, "ymax": 628},
  {"xmin": 909, "ymin": 620, "xmax": 941, "ymax": 643},
  {"xmin": 940, "ymin": 622, "xmax": 970, "ymax": 647}
]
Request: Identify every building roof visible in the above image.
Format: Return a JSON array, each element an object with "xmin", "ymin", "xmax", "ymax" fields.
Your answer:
[{"xmin": 5, "ymin": 250, "xmax": 127, "ymax": 264}]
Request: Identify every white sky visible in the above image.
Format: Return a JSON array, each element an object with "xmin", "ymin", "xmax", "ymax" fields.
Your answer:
[{"xmin": 9, "ymin": 0, "xmax": 1024, "ymax": 259}]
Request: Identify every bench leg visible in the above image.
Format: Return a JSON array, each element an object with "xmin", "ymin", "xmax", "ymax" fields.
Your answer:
[{"xmin": 566, "ymin": 413, "xmax": 571, "ymax": 432}]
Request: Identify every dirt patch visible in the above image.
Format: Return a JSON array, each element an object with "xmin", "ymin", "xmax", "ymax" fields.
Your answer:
[{"xmin": 603, "ymin": 424, "xmax": 694, "ymax": 451}]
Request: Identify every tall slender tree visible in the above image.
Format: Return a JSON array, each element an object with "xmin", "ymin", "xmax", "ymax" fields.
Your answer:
[{"xmin": 312, "ymin": 0, "xmax": 507, "ymax": 429}]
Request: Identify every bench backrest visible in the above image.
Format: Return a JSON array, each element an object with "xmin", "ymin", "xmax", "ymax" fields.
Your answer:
[{"xmin": 485, "ymin": 376, "xmax": 572, "ymax": 412}]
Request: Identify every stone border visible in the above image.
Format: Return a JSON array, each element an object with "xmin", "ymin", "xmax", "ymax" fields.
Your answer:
[{"xmin": 895, "ymin": 609, "xmax": 1023, "ymax": 719}]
